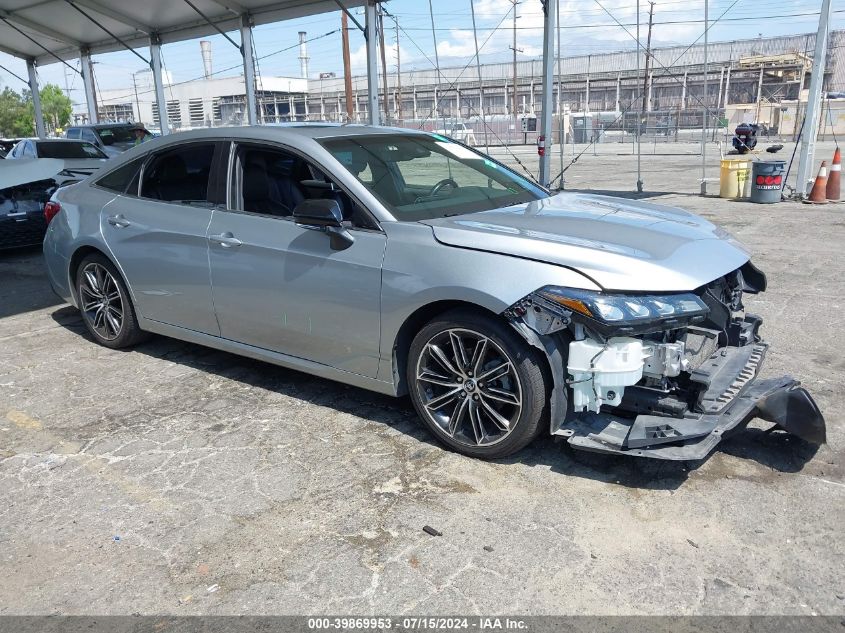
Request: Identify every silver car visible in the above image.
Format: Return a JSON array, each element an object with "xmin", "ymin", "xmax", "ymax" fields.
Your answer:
[{"xmin": 42, "ymin": 125, "xmax": 826, "ymax": 461}]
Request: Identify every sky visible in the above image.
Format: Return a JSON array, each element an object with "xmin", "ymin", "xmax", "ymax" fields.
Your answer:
[{"xmin": 0, "ymin": 0, "xmax": 842, "ymax": 112}]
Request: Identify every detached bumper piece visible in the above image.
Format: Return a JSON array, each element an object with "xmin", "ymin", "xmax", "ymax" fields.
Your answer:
[{"xmin": 560, "ymin": 376, "xmax": 826, "ymax": 461}]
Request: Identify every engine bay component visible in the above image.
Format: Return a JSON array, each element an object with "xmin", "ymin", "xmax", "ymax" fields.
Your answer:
[
  {"xmin": 642, "ymin": 341, "xmax": 687, "ymax": 378},
  {"xmin": 568, "ymin": 337, "xmax": 652, "ymax": 412}
]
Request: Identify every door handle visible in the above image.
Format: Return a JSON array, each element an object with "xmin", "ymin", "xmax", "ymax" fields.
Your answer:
[
  {"xmin": 209, "ymin": 232, "xmax": 243, "ymax": 248},
  {"xmin": 107, "ymin": 214, "xmax": 131, "ymax": 228}
]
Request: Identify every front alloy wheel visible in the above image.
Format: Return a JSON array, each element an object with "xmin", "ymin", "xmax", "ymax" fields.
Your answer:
[
  {"xmin": 408, "ymin": 310, "xmax": 549, "ymax": 459},
  {"xmin": 416, "ymin": 328, "xmax": 523, "ymax": 447}
]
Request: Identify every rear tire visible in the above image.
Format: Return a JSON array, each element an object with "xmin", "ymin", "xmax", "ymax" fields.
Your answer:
[
  {"xmin": 407, "ymin": 309, "xmax": 549, "ymax": 459},
  {"xmin": 75, "ymin": 253, "xmax": 147, "ymax": 349}
]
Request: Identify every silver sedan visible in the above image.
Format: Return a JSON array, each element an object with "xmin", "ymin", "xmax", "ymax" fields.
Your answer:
[{"xmin": 42, "ymin": 125, "xmax": 825, "ymax": 461}]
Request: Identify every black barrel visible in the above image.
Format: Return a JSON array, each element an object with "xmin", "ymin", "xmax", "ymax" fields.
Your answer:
[{"xmin": 750, "ymin": 160, "xmax": 786, "ymax": 204}]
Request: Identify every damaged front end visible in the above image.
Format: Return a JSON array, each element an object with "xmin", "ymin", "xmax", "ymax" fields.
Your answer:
[{"xmin": 504, "ymin": 261, "xmax": 826, "ymax": 460}]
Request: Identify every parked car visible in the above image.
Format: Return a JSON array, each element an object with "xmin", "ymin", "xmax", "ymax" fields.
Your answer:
[
  {"xmin": 0, "ymin": 138, "xmax": 24, "ymax": 159},
  {"xmin": 433, "ymin": 122, "xmax": 478, "ymax": 146},
  {"xmin": 42, "ymin": 126, "xmax": 825, "ymax": 461},
  {"xmin": 65, "ymin": 123, "xmax": 143, "ymax": 157},
  {"xmin": 6, "ymin": 138, "xmax": 109, "ymax": 185},
  {"xmin": 0, "ymin": 159, "xmax": 61, "ymax": 250}
]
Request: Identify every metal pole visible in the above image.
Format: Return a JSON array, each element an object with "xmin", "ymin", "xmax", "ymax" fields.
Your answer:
[
  {"xmin": 585, "ymin": 55, "xmax": 591, "ymax": 114},
  {"xmin": 26, "ymin": 59, "xmax": 46, "ymax": 138},
  {"xmin": 428, "ymin": 0, "xmax": 443, "ymax": 131},
  {"xmin": 636, "ymin": 0, "xmax": 642, "ymax": 192},
  {"xmin": 149, "ymin": 36, "xmax": 169, "ymax": 134},
  {"xmin": 378, "ymin": 6, "xmax": 390, "ymax": 124},
  {"xmin": 132, "ymin": 71, "xmax": 142, "ymax": 124},
  {"xmin": 511, "ymin": 0, "xmax": 519, "ymax": 121},
  {"xmin": 754, "ymin": 64, "xmax": 764, "ymax": 123},
  {"xmin": 240, "ymin": 15, "xmax": 258, "ymax": 125},
  {"xmin": 796, "ymin": 0, "xmax": 832, "ymax": 197},
  {"xmin": 365, "ymin": 0, "xmax": 380, "ymax": 125},
  {"xmin": 395, "ymin": 17, "xmax": 402, "ymax": 122},
  {"xmin": 538, "ymin": 0, "xmax": 557, "ymax": 188},
  {"xmin": 341, "ymin": 11, "xmax": 354, "ymax": 121},
  {"xmin": 470, "ymin": 0, "xmax": 489, "ymax": 152},
  {"xmin": 557, "ymin": 2, "xmax": 564, "ymax": 188},
  {"xmin": 80, "ymin": 47, "xmax": 98, "ymax": 124},
  {"xmin": 700, "ymin": 0, "xmax": 708, "ymax": 196}
]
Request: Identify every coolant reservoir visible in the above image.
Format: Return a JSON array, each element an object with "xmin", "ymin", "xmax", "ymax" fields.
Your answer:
[{"xmin": 568, "ymin": 337, "xmax": 651, "ymax": 412}]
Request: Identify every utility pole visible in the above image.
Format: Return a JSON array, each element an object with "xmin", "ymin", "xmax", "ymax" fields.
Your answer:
[
  {"xmin": 132, "ymin": 71, "xmax": 141, "ymax": 124},
  {"xmin": 394, "ymin": 17, "xmax": 402, "ymax": 121},
  {"xmin": 796, "ymin": 0, "xmax": 833, "ymax": 197},
  {"xmin": 470, "ymin": 0, "xmax": 489, "ymax": 151},
  {"xmin": 377, "ymin": 5, "xmax": 390, "ymax": 125},
  {"xmin": 341, "ymin": 11, "xmax": 354, "ymax": 121},
  {"xmin": 509, "ymin": 0, "xmax": 521, "ymax": 121},
  {"xmin": 428, "ymin": 0, "xmax": 443, "ymax": 130},
  {"xmin": 641, "ymin": 2, "xmax": 654, "ymax": 129}
]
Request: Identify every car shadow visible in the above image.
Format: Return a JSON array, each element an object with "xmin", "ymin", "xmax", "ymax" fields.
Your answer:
[
  {"xmin": 50, "ymin": 305, "xmax": 822, "ymax": 491},
  {"xmin": 0, "ymin": 245, "xmax": 63, "ymax": 319}
]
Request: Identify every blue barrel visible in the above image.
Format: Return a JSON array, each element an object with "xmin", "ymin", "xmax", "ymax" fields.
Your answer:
[{"xmin": 750, "ymin": 160, "xmax": 786, "ymax": 204}]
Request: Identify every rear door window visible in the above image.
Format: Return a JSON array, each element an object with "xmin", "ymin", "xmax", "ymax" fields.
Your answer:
[
  {"xmin": 66, "ymin": 128, "xmax": 80, "ymax": 139},
  {"xmin": 140, "ymin": 143, "xmax": 216, "ymax": 204}
]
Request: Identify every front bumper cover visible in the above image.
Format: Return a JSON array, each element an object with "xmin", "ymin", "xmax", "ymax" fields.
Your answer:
[{"xmin": 559, "ymin": 376, "xmax": 826, "ymax": 461}]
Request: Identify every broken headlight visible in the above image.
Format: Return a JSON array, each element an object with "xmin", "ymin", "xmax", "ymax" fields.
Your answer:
[{"xmin": 537, "ymin": 286, "xmax": 709, "ymax": 334}]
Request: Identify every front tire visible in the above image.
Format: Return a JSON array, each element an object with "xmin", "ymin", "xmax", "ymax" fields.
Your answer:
[
  {"xmin": 407, "ymin": 309, "xmax": 549, "ymax": 459},
  {"xmin": 75, "ymin": 253, "xmax": 147, "ymax": 349}
]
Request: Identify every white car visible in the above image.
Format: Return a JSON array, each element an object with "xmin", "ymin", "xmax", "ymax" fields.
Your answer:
[{"xmin": 7, "ymin": 138, "xmax": 109, "ymax": 185}]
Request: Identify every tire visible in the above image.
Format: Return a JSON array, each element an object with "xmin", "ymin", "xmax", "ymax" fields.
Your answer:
[
  {"xmin": 407, "ymin": 308, "xmax": 549, "ymax": 459},
  {"xmin": 75, "ymin": 253, "xmax": 148, "ymax": 349}
]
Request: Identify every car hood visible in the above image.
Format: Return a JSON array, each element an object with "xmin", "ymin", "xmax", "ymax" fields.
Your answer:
[
  {"xmin": 0, "ymin": 158, "xmax": 64, "ymax": 189},
  {"xmin": 419, "ymin": 192, "xmax": 751, "ymax": 292}
]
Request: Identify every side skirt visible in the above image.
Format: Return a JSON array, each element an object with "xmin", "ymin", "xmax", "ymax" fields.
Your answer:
[{"xmin": 137, "ymin": 317, "xmax": 399, "ymax": 397}]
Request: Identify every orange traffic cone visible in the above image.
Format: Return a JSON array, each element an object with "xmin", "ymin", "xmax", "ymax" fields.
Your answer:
[
  {"xmin": 827, "ymin": 147, "xmax": 841, "ymax": 201},
  {"xmin": 804, "ymin": 160, "xmax": 829, "ymax": 204}
]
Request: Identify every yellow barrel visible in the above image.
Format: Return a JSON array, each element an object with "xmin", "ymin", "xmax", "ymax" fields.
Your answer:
[{"xmin": 719, "ymin": 158, "xmax": 752, "ymax": 199}]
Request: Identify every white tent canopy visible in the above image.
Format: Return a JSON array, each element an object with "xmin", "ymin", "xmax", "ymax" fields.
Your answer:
[
  {"xmin": 0, "ymin": 0, "xmax": 362, "ymax": 65},
  {"xmin": 0, "ymin": 0, "xmax": 376, "ymax": 136}
]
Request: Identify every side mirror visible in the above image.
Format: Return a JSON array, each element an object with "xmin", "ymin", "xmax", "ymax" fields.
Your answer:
[
  {"xmin": 292, "ymin": 198, "xmax": 354, "ymax": 251},
  {"xmin": 293, "ymin": 198, "xmax": 343, "ymax": 227}
]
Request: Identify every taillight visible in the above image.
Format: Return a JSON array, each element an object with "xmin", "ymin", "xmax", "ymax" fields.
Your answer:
[{"xmin": 44, "ymin": 201, "xmax": 61, "ymax": 225}]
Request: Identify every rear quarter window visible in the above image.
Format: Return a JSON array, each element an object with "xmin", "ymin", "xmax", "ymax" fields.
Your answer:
[{"xmin": 94, "ymin": 157, "xmax": 146, "ymax": 194}]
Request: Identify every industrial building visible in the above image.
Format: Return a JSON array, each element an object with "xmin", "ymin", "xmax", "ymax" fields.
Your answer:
[{"xmin": 308, "ymin": 30, "xmax": 845, "ymax": 142}]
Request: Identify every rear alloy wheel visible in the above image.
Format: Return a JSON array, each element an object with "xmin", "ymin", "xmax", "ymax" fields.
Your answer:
[
  {"xmin": 76, "ymin": 254, "xmax": 147, "ymax": 349},
  {"xmin": 408, "ymin": 310, "xmax": 549, "ymax": 459}
]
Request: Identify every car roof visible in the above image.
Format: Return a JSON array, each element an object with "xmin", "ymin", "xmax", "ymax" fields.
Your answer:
[
  {"xmin": 130, "ymin": 124, "xmax": 431, "ymax": 143},
  {"xmin": 34, "ymin": 138, "xmax": 94, "ymax": 143},
  {"xmin": 69, "ymin": 122, "xmax": 136, "ymax": 129}
]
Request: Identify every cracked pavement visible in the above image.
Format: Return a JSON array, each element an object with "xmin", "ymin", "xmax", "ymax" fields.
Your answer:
[{"xmin": 1, "ymin": 144, "xmax": 843, "ymax": 615}]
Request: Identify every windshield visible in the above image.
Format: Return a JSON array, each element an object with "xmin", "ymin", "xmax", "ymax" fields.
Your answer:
[
  {"xmin": 95, "ymin": 126, "xmax": 135, "ymax": 144},
  {"xmin": 319, "ymin": 134, "xmax": 547, "ymax": 221},
  {"xmin": 37, "ymin": 141, "xmax": 107, "ymax": 159}
]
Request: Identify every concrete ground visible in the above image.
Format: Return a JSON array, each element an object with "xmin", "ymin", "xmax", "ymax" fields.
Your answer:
[{"xmin": 0, "ymin": 141, "xmax": 843, "ymax": 616}]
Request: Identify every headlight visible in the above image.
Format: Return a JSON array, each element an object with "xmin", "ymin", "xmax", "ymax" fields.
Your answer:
[{"xmin": 536, "ymin": 286, "xmax": 709, "ymax": 330}]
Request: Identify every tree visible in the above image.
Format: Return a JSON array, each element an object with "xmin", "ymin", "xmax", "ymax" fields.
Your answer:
[
  {"xmin": 0, "ymin": 87, "xmax": 33, "ymax": 137},
  {"xmin": 0, "ymin": 83, "xmax": 72, "ymax": 137},
  {"xmin": 40, "ymin": 84, "xmax": 72, "ymax": 131}
]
